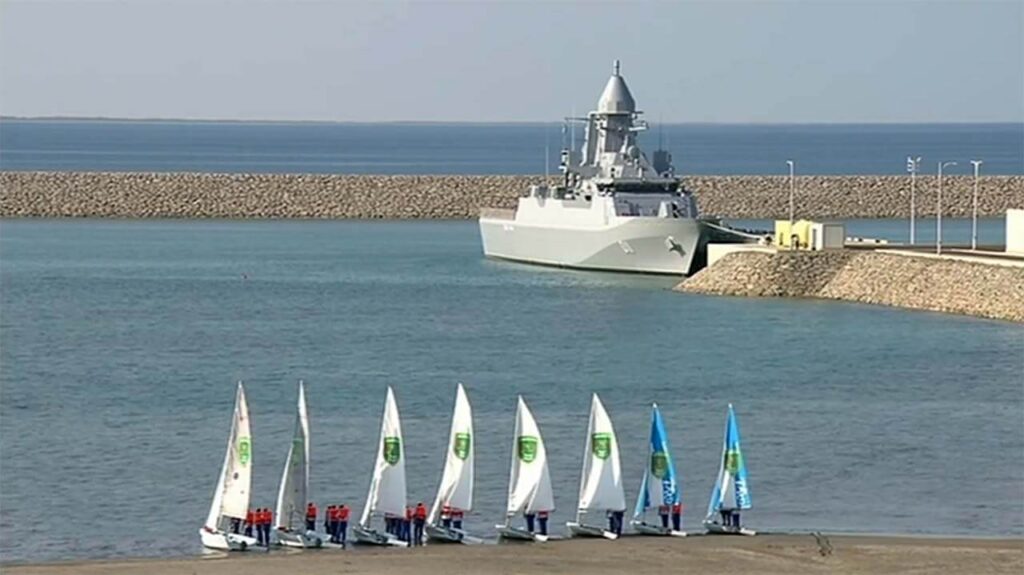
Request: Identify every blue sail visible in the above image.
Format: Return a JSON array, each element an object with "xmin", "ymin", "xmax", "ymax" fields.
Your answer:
[
  {"xmin": 633, "ymin": 404, "xmax": 679, "ymax": 519},
  {"xmin": 705, "ymin": 404, "xmax": 751, "ymax": 520}
]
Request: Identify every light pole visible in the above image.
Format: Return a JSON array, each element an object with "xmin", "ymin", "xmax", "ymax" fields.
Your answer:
[
  {"xmin": 937, "ymin": 161, "xmax": 957, "ymax": 255},
  {"xmin": 907, "ymin": 156, "xmax": 921, "ymax": 244},
  {"xmin": 786, "ymin": 159, "xmax": 795, "ymax": 227},
  {"xmin": 970, "ymin": 160, "xmax": 983, "ymax": 250}
]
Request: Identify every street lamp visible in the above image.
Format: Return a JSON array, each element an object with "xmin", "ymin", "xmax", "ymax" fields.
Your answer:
[
  {"xmin": 786, "ymin": 159, "xmax": 795, "ymax": 227},
  {"xmin": 937, "ymin": 161, "xmax": 957, "ymax": 255},
  {"xmin": 906, "ymin": 156, "xmax": 921, "ymax": 244},
  {"xmin": 970, "ymin": 160, "xmax": 983, "ymax": 250}
]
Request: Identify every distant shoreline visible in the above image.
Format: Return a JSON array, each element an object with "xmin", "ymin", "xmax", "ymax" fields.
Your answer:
[{"xmin": 3, "ymin": 534, "xmax": 1021, "ymax": 575}]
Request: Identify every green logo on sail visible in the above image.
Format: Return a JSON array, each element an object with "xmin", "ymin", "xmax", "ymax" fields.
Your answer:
[
  {"xmin": 725, "ymin": 448, "xmax": 742, "ymax": 474},
  {"xmin": 651, "ymin": 451, "xmax": 669, "ymax": 479},
  {"xmin": 453, "ymin": 432, "xmax": 471, "ymax": 461},
  {"xmin": 592, "ymin": 432, "xmax": 612, "ymax": 460},
  {"xmin": 383, "ymin": 437, "xmax": 401, "ymax": 465},
  {"xmin": 237, "ymin": 436, "xmax": 251, "ymax": 466},
  {"xmin": 517, "ymin": 436, "xmax": 538, "ymax": 463}
]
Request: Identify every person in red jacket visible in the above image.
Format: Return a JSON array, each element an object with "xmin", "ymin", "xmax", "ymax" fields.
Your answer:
[
  {"xmin": 451, "ymin": 508, "xmax": 464, "ymax": 530},
  {"xmin": 305, "ymin": 502, "xmax": 318, "ymax": 532},
  {"xmin": 671, "ymin": 502, "xmax": 683, "ymax": 532},
  {"xmin": 403, "ymin": 506, "xmax": 413, "ymax": 543},
  {"xmin": 413, "ymin": 502, "xmax": 427, "ymax": 546},
  {"xmin": 337, "ymin": 504, "xmax": 350, "ymax": 547},
  {"xmin": 261, "ymin": 508, "xmax": 273, "ymax": 546},
  {"xmin": 536, "ymin": 509, "xmax": 548, "ymax": 535},
  {"xmin": 244, "ymin": 509, "xmax": 255, "ymax": 538}
]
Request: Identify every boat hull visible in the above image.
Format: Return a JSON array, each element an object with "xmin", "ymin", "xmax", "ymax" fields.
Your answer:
[
  {"xmin": 496, "ymin": 524, "xmax": 549, "ymax": 542},
  {"xmin": 352, "ymin": 525, "xmax": 409, "ymax": 547},
  {"xmin": 631, "ymin": 520, "xmax": 686, "ymax": 537},
  {"xmin": 425, "ymin": 523, "xmax": 480, "ymax": 544},
  {"xmin": 566, "ymin": 521, "xmax": 618, "ymax": 540},
  {"xmin": 479, "ymin": 216, "xmax": 707, "ymax": 275},
  {"xmin": 276, "ymin": 528, "xmax": 323, "ymax": 548},
  {"xmin": 704, "ymin": 522, "xmax": 757, "ymax": 536},
  {"xmin": 199, "ymin": 528, "xmax": 258, "ymax": 551}
]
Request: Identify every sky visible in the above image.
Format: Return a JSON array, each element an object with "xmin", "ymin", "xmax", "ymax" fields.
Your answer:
[{"xmin": 1, "ymin": 0, "xmax": 1022, "ymax": 123}]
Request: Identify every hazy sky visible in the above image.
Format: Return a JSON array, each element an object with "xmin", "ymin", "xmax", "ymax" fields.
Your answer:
[{"xmin": 1, "ymin": 0, "xmax": 1022, "ymax": 122}]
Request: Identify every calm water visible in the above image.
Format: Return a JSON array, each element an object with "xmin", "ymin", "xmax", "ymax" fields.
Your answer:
[
  {"xmin": 0, "ymin": 219, "xmax": 1022, "ymax": 564},
  {"xmin": 1, "ymin": 120, "xmax": 1021, "ymax": 175}
]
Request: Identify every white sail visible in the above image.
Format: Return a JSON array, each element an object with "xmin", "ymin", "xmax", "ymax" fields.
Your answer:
[
  {"xmin": 275, "ymin": 381, "xmax": 310, "ymax": 530},
  {"xmin": 506, "ymin": 396, "xmax": 555, "ymax": 517},
  {"xmin": 359, "ymin": 386, "xmax": 407, "ymax": 526},
  {"xmin": 205, "ymin": 382, "xmax": 253, "ymax": 530},
  {"xmin": 429, "ymin": 383, "xmax": 475, "ymax": 523},
  {"xmin": 576, "ymin": 394, "xmax": 625, "ymax": 514}
]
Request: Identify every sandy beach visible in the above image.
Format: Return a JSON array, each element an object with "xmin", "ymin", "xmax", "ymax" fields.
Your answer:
[{"xmin": 5, "ymin": 534, "xmax": 1022, "ymax": 575}]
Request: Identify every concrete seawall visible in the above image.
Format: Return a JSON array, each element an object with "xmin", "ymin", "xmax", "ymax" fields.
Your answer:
[
  {"xmin": 1, "ymin": 172, "xmax": 1021, "ymax": 219},
  {"xmin": 675, "ymin": 250, "xmax": 1024, "ymax": 323}
]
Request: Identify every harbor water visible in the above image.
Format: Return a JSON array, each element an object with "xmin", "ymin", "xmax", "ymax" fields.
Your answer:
[{"xmin": 1, "ymin": 218, "xmax": 1021, "ymax": 563}]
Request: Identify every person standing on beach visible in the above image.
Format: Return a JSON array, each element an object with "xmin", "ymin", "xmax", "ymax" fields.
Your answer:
[
  {"xmin": 244, "ymin": 509, "xmax": 255, "ymax": 538},
  {"xmin": 403, "ymin": 506, "xmax": 413, "ymax": 543},
  {"xmin": 671, "ymin": 502, "xmax": 682, "ymax": 532},
  {"xmin": 337, "ymin": 504, "xmax": 350, "ymax": 547},
  {"xmin": 305, "ymin": 502, "xmax": 317, "ymax": 532},
  {"xmin": 451, "ymin": 508, "xmax": 464, "ymax": 530},
  {"xmin": 536, "ymin": 510, "xmax": 549, "ymax": 535},
  {"xmin": 658, "ymin": 504, "xmax": 670, "ymax": 529},
  {"xmin": 413, "ymin": 502, "xmax": 427, "ymax": 545},
  {"xmin": 524, "ymin": 511, "xmax": 536, "ymax": 533}
]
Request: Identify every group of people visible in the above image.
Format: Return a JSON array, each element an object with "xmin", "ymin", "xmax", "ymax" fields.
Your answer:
[
  {"xmin": 438, "ymin": 504, "xmax": 465, "ymax": 530},
  {"xmin": 240, "ymin": 508, "xmax": 275, "ymax": 546},
  {"xmin": 521, "ymin": 510, "xmax": 551, "ymax": 535},
  {"xmin": 658, "ymin": 503, "xmax": 684, "ymax": 531},
  {"xmin": 318, "ymin": 503, "xmax": 351, "ymax": 545},
  {"xmin": 384, "ymin": 502, "xmax": 429, "ymax": 545},
  {"xmin": 718, "ymin": 508, "xmax": 741, "ymax": 529}
]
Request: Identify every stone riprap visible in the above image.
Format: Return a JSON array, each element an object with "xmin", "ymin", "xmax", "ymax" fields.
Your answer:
[
  {"xmin": 1, "ymin": 172, "xmax": 1021, "ymax": 219},
  {"xmin": 676, "ymin": 249, "xmax": 1024, "ymax": 323}
]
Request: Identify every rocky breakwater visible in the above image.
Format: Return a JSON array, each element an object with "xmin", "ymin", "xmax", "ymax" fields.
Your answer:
[
  {"xmin": 1, "ymin": 172, "xmax": 1021, "ymax": 219},
  {"xmin": 676, "ymin": 249, "xmax": 1024, "ymax": 323},
  {"xmin": 683, "ymin": 175, "xmax": 1024, "ymax": 219},
  {"xmin": 0, "ymin": 172, "xmax": 537, "ymax": 219}
]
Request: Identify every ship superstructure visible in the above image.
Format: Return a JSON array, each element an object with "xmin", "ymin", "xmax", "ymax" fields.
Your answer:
[{"xmin": 479, "ymin": 61, "xmax": 745, "ymax": 275}]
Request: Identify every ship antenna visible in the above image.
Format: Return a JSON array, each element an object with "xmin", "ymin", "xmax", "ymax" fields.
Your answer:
[
  {"xmin": 613, "ymin": 59, "xmax": 620, "ymax": 76},
  {"xmin": 545, "ymin": 124, "xmax": 550, "ymax": 184},
  {"xmin": 659, "ymin": 114, "xmax": 664, "ymax": 149},
  {"xmin": 570, "ymin": 105, "xmax": 576, "ymax": 154}
]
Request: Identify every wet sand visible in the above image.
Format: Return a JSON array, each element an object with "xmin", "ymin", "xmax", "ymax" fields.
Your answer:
[{"xmin": 5, "ymin": 534, "xmax": 1022, "ymax": 575}]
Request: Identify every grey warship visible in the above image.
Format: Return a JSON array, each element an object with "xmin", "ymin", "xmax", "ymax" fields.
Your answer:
[{"xmin": 479, "ymin": 61, "xmax": 754, "ymax": 275}]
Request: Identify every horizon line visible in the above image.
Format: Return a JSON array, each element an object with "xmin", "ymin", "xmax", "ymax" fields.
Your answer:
[{"xmin": 2, "ymin": 115, "xmax": 1022, "ymax": 127}]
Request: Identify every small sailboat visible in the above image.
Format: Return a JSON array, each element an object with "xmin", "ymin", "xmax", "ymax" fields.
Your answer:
[
  {"xmin": 703, "ymin": 403, "xmax": 756, "ymax": 535},
  {"xmin": 353, "ymin": 386, "xmax": 409, "ymax": 547},
  {"xmin": 426, "ymin": 383, "xmax": 479, "ymax": 544},
  {"xmin": 566, "ymin": 393, "xmax": 626, "ymax": 540},
  {"xmin": 631, "ymin": 403, "xmax": 686, "ymax": 536},
  {"xmin": 273, "ymin": 381, "xmax": 323, "ymax": 548},
  {"xmin": 199, "ymin": 382, "xmax": 260, "ymax": 551},
  {"xmin": 495, "ymin": 396, "xmax": 555, "ymax": 542}
]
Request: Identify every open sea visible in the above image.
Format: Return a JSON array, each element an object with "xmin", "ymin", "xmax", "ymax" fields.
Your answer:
[
  {"xmin": 1, "ymin": 217, "xmax": 1022, "ymax": 564},
  {"xmin": 1, "ymin": 120, "xmax": 1021, "ymax": 175}
]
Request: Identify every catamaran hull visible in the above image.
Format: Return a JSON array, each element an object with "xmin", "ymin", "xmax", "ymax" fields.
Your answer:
[
  {"xmin": 704, "ymin": 522, "xmax": 757, "ymax": 536},
  {"xmin": 631, "ymin": 521, "xmax": 687, "ymax": 537},
  {"xmin": 566, "ymin": 522, "xmax": 618, "ymax": 540},
  {"xmin": 199, "ymin": 529, "xmax": 259, "ymax": 551},
  {"xmin": 479, "ymin": 216, "xmax": 710, "ymax": 275},
  {"xmin": 276, "ymin": 529, "xmax": 323, "ymax": 548},
  {"xmin": 496, "ymin": 525, "xmax": 549, "ymax": 542},
  {"xmin": 352, "ymin": 525, "xmax": 410, "ymax": 547}
]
